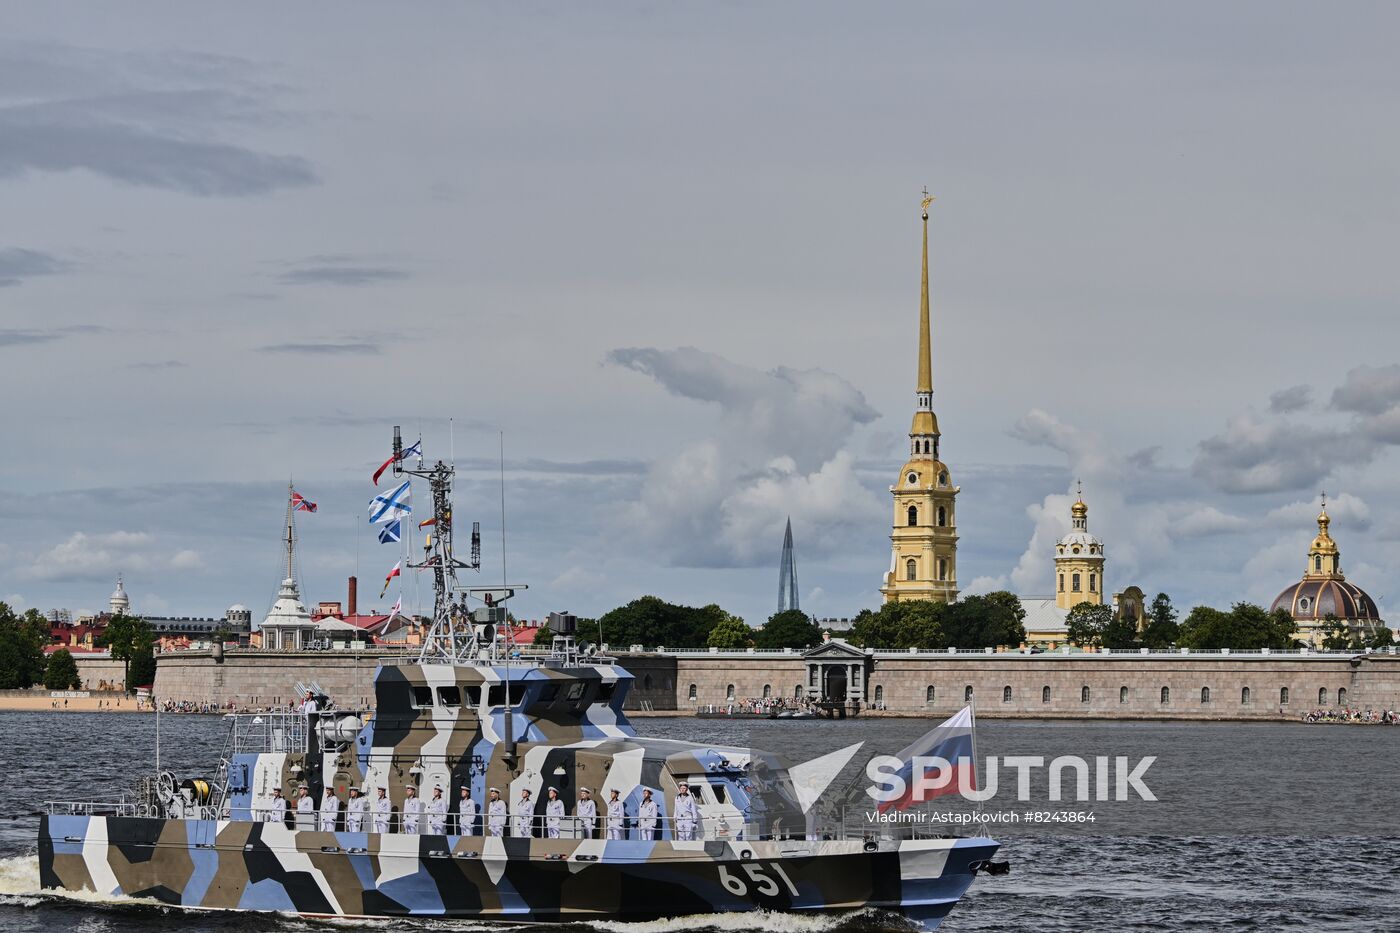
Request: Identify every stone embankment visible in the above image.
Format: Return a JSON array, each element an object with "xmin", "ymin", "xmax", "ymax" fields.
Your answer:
[{"xmin": 141, "ymin": 645, "xmax": 1400, "ymax": 722}]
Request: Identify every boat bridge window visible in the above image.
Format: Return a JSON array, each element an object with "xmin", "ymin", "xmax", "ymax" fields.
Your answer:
[
  {"xmin": 539, "ymin": 684, "xmax": 561, "ymax": 702},
  {"xmin": 597, "ymin": 682, "xmax": 617, "ymax": 702},
  {"xmin": 566, "ymin": 682, "xmax": 587, "ymax": 703},
  {"xmin": 707, "ymin": 782, "xmax": 728, "ymax": 804},
  {"xmin": 487, "ymin": 684, "xmax": 528, "ymax": 707},
  {"xmin": 436, "ymin": 686, "xmax": 461, "ymax": 707},
  {"xmin": 463, "ymin": 685, "xmax": 482, "ymax": 705},
  {"xmin": 411, "ymin": 686, "xmax": 434, "ymax": 708}
]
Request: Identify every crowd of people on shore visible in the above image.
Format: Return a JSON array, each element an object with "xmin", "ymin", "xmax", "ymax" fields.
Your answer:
[
  {"xmin": 1301, "ymin": 707, "xmax": 1398, "ymax": 724},
  {"xmin": 248, "ymin": 781, "xmax": 705, "ymax": 840},
  {"xmin": 705, "ymin": 696, "xmax": 821, "ymax": 716}
]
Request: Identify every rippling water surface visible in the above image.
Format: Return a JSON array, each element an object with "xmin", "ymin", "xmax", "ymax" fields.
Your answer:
[{"xmin": 1, "ymin": 712, "xmax": 1396, "ymax": 932}]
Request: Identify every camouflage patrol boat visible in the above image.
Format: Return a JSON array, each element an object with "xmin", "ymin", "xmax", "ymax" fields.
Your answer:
[{"xmin": 39, "ymin": 432, "xmax": 998, "ymax": 927}]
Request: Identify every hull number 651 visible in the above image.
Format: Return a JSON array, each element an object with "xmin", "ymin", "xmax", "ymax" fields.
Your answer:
[{"xmin": 718, "ymin": 862, "xmax": 799, "ymax": 898}]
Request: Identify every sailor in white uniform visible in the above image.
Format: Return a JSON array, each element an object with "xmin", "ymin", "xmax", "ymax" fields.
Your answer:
[
  {"xmin": 402, "ymin": 784, "xmax": 423, "ymax": 834},
  {"xmin": 456, "ymin": 785, "xmax": 478, "ymax": 835},
  {"xmin": 372, "ymin": 787, "xmax": 392, "ymax": 833},
  {"xmin": 345, "ymin": 787, "xmax": 366, "ymax": 832},
  {"xmin": 263, "ymin": 787, "xmax": 288, "ymax": 824},
  {"xmin": 512, "ymin": 788, "xmax": 534, "ymax": 838},
  {"xmin": 576, "ymin": 788, "xmax": 597, "ymax": 839},
  {"xmin": 544, "ymin": 787, "xmax": 565, "ymax": 838},
  {"xmin": 294, "ymin": 785, "xmax": 316, "ymax": 830},
  {"xmin": 426, "ymin": 785, "xmax": 448, "ymax": 835},
  {"xmin": 318, "ymin": 787, "xmax": 340, "ymax": 831},
  {"xmin": 606, "ymin": 788, "xmax": 625, "ymax": 840},
  {"xmin": 673, "ymin": 781, "xmax": 700, "ymax": 841},
  {"xmin": 487, "ymin": 788, "xmax": 507, "ymax": 837},
  {"xmin": 637, "ymin": 789, "xmax": 658, "ymax": 841}
]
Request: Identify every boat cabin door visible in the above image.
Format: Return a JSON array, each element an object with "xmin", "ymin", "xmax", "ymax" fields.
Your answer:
[{"xmin": 686, "ymin": 777, "xmax": 746, "ymax": 839}]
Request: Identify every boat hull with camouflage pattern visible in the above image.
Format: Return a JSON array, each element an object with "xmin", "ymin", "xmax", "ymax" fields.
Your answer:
[{"xmin": 40, "ymin": 813, "xmax": 996, "ymax": 925}]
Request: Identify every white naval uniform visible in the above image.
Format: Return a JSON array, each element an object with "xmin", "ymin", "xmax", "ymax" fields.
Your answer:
[
  {"xmin": 456, "ymin": 796, "xmax": 478, "ymax": 835},
  {"xmin": 487, "ymin": 799, "xmax": 508, "ymax": 836},
  {"xmin": 403, "ymin": 796, "xmax": 424, "ymax": 834},
  {"xmin": 346, "ymin": 796, "xmax": 366, "ymax": 832},
  {"xmin": 673, "ymin": 792, "xmax": 700, "ymax": 841},
  {"xmin": 545, "ymin": 798, "xmax": 565, "ymax": 838},
  {"xmin": 427, "ymin": 797, "xmax": 448, "ymax": 835},
  {"xmin": 319, "ymin": 795, "xmax": 340, "ymax": 831},
  {"xmin": 607, "ymin": 798, "xmax": 625, "ymax": 840},
  {"xmin": 512, "ymin": 798, "xmax": 533, "ymax": 837},
  {"xmin": 263, "ymin": 796, "xmax": 288, "ymax": 823},
  {"xmin": 638, "ymin": 799, "xmax": 658, "ymax": 840},
  {"xmin": 373, "ymin": 795, "xmax": 392, "ymax": 833},
  {"xmin": 576, "ymin": 798, "xmax": 597, "ymax": 838},
  {"xmin": 294, "ymin": 796, "xmax": 316, "ymax": 830}
]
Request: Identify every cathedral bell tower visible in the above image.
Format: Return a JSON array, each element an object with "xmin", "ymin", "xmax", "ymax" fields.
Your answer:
[
  {"xmin": 881, "ymin": 191, "xmax": 959, "ymax": 603},
  {"xmin": 1054, "ymin": 483, "xmax": 1106, "ymax": 610}
]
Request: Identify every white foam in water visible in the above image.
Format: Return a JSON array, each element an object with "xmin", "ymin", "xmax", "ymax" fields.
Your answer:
[
  {"xmin": 591, "ymin": 907, "xmax": 900, "ymax": 933},
  {"xmin": 0, "ymin": 855, "xmax": 908, "ymax": 932},
  {"xmin": 0, "ymin": 853, "xmax": 170, "ymax": 911}
]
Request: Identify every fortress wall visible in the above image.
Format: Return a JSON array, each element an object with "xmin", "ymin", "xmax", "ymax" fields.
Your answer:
[
  {"xmin": 860, "ymin": 654, "xmax": 1394, "ymax": 719},
  {"xmin": 150, "ymin": 649, "xmax": 1400, "ymax": 720},
  {"xmin": 154, "ymin": 649, "xmax": 392, "ymax": 708},
  {"xmin": 72, "ymin": 656, "xmax": 128, "ymax": 691}
]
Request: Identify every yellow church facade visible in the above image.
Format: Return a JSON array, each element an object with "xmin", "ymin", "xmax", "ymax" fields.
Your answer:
[{"xmin": 880, "ymin": 193, "xmax": 959, "ymax": 603}]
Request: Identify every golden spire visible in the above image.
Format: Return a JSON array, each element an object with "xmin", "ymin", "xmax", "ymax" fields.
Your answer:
[{"xmin": 917, "ymin": 187, "xmax": 933, "ymax": 396}]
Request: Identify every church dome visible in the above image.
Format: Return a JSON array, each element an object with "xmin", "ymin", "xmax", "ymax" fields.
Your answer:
[
  {"xmin": 109, "ymin": 576, "xmax": 130, "ymax": 613},
  {"xmin": 1270, "ymin": 579, "xmax": 1379, "ymax": 622},
  {"xmin": 1270, "ymin": 499, "xmax": 1384, "ymax": 628}
]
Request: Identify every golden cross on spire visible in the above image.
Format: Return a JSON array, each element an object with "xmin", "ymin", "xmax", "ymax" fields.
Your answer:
[
  {"xmin": 1076, "ymin": 479, "xmax": 1083, "ymax": 499},
  {"xmin": 1320, "ymin": 489, "xmax": 1327, "ymax": 510},
  {"xmin": 920, "ymin": 186, "xmax": 934, "ymax": 215}
]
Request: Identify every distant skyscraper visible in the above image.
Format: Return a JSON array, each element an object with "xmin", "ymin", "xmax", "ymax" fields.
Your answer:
[{"xmin": 778, "ymin": 517, "xmax": 800, "ymax": 614}]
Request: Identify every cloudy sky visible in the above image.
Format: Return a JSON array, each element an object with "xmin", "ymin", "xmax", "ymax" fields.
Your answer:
[{"xmin": 4, "ymin": 2, "xmax": 1400, "ymax": 627}]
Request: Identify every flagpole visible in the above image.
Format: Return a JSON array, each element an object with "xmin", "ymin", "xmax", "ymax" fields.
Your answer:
[{"xmin": 968, "ymin": 693, "xmax": 986, "ymax": 835}]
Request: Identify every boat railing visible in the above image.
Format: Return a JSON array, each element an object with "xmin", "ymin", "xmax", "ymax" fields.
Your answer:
[
  {"xmin": 224, "ymin": 711, "xmax": 311, "ymax": 754},
  {"xmin": 46, "ymin": 799, "xmax": 156, "ymax": 818},
  {"xmin": 185, "ymin": 808, "xmax": 947, "ymax": 843}
]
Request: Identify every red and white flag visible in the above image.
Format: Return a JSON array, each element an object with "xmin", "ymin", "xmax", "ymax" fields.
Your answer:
[
  {"xmin": 379, "ymin": 561, "xmax": 401, "ymax": 597},
  {"xmin": 290, "ymin": 490, "xmax": 317, "ymax": 512}
]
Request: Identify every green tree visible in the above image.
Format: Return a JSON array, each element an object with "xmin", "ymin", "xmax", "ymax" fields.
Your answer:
[
  {"xmin": 1178, "ymin": 603, "xmax": 1298, "ymax": 650},
  {"xmin": 889, "ymin": 600, "xmax": 945, "ymax": 649},
  {"xmin": 44, "ymin": 648, "xmax": 81, "ymax": 690},
  {"xmin": 595, "ymin": 596, "xmax": 738, "ymax": 648},
  {"xmin": 847, "ymin": 607, "xmax": 897, "ymax": 649},
  {"xmin": 127, "ymin": 645, "xmax": 157, "ymax": 691},
  {"xmin": 756, "ymin": 609, "xmax": 822, "ymax": 650},
  {"xmin": 99, "ymin": 613, "xmax": 153, "ymax": 687},
  {"xmin": 0, "ymin": 605, "xmax": 49, "ymax": 689},
  {"xmin": 981, "ymin": 591, "xmax": 1029, "ymax": 647},
  {"xmin": 1142, "ymin": 593, "xmax": 1179, "ymax": 648},
  {"xmin": 706, "ymin": 614, "xmax": 754, "ymax": 649},
  {"xmin": 1065, "ymin": 602, "xmax": 1115, "ymax": 648},
  {"xmin": 1368, "ymin": 624, "xmax": 1395, "ymax": 649},
  {"xmin": 1319, "ymin": 614, "xmax": 1359, "ymax": 651},
  {"xmin": 943, "ymin": 594, "xmax": 1028, "ymax": 648}
]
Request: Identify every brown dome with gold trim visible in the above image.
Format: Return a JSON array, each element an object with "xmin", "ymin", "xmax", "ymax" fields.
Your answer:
[{"xmin": 1270, "ymin": 578, "xmax": 1379, "ymax": 622}]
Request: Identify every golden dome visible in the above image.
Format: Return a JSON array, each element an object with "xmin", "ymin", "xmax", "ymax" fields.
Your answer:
[{"xmin": 1071, "ymin": 499, "xmax": 1088, "ymax": 517}]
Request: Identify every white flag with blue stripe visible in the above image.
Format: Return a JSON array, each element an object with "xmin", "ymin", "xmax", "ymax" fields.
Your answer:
[{"xmin": 369, "ymin": 480, "xmax": 412, "ymax": 524}]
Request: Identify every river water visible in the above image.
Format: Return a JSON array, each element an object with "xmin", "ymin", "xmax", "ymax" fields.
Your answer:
[{"xmin": 0, "ymin": 711, "xmax": 1396, "ymax": 931}]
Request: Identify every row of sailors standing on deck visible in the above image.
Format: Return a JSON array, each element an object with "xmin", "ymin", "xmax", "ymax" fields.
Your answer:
[{"xmin": 259, "ymin": 780, "xmax": 703, "ymax": 840}]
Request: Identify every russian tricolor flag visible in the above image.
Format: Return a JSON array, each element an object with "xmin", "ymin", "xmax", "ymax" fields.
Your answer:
[{"xmin": 877, "ymin": 706, "xmax": 978, "ymax": 813}]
